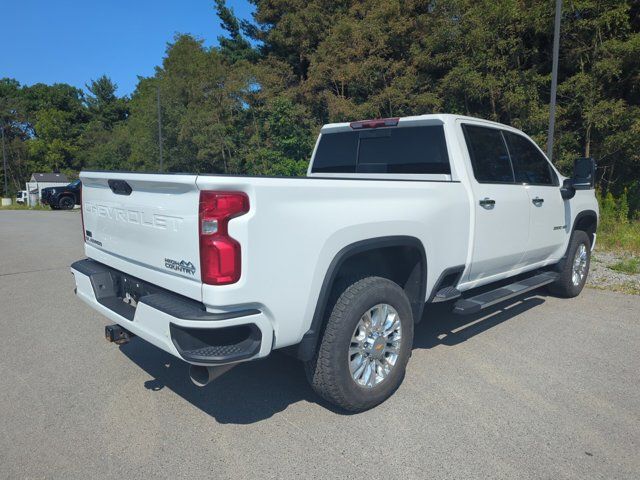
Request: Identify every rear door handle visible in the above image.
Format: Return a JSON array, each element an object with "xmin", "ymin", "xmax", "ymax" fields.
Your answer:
[
  {"xmin": 532, "ymin": 197, "xmax": 544, "ymax": 206},
  {"xmin": 479, "ymin": 198, "xmax": 496, "ymax": 208}
]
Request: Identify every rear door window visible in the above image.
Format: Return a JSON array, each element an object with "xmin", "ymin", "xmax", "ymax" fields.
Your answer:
[
  {"xmin": 503, "ymin": 132, "xmax": 557, "ymax": 185},
  {"xmin": 311, "ymin": 125, "xmax": 450, "ymax": 174},
  {"xmin": 462, "ymin": 125, "xmax": 514, "ymax": 183}
]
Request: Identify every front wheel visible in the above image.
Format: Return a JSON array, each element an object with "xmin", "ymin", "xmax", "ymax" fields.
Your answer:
[
  {"xmin": 548, "ymin": 230, "xmax": 591, "ymax": 298},
  {"xmin": 305, "ymin": 276, "xmax": 414, "ymax": 412},
  {"xmin": 58, "ymin": 196, "xmax": 75, "ymax": 210}
]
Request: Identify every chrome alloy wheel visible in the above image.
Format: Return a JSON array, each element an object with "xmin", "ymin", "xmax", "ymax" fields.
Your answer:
[
  {"xmin": 349, "ymin": 303, "xmax": 402, "ymax": 388},
  {"xmin": 572, "ymin": 243, "xmax": 589, "ymax": 286}
]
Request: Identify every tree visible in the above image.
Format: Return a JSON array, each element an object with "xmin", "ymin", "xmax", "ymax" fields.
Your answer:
[
  {"xmin": 555, "ymin": 0, "xmax": 640, "ymax": 190},
  {"xmin": 85, "ymin": 75, "xmax": 128, "ymax": 128},
  {"xmin": 214, "ymin": 0, "xmax": 258, "ymax": 63},
  {"xmin": 0, "ymin": 79, "xmax": 28, "ymax": 193},
  {"xmin": 242, "ymin": 96, "xmax": 315, "ymax": 175},
  {"xmin": 20, "ymin": 83, "xmax": 86, "ymax": 175},
  {"xmin": 2, "ymin": 0, "xmax": 640, "ymax": 202}
]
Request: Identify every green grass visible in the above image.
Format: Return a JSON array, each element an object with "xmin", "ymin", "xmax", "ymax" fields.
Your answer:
[
  {"xmin": 596, "ymin": 220, "xmax": 640, "ymax": 255},
  {"xmin": 608, "ymin": 257, "xmax": 640, "ymax": 275},
  {"xmin": 0, "ymin": 203, "xmax": 49, "ymax": 211}
]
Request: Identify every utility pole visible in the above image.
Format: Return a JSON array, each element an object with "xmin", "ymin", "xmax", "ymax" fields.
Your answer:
[
  {"xmin": 546, "ymin": 0, "xmax": 562, "ymax": 162},
  {"xmin": 1, "ymin": 122, "xmax": 8, "ymax": 197},
  {"xmin": 157, "ymin": 85, "xmax": 163, "ymax": 172}
]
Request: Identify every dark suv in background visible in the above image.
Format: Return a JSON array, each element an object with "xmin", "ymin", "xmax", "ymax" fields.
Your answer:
[{"xmin": 40, "ymin": 179, "xmax": 81, "ymax": 210}]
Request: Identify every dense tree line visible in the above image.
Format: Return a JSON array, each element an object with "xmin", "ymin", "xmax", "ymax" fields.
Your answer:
[{"xmin": 1, "ymin": 0, "xmax": 639, "ymax": 210}]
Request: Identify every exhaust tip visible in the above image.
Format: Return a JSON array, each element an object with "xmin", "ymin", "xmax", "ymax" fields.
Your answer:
[
  {"xmin": 189, "ymin": 364, "xmax": 235, "ymax": 387},
  {"xmin": 189, "ymin": 365, "xmax": 212, "ymax": 387}
]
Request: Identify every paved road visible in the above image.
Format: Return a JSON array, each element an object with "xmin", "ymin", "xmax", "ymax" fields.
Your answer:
[{"xmin": 1, "ymin": 210, "xmax": 639, "ymax": 480}]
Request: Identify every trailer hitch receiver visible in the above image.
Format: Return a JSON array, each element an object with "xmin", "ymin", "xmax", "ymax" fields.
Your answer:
[{"xmin": 105, "ymin": 324, "xmax": 134, "ymax": 344}]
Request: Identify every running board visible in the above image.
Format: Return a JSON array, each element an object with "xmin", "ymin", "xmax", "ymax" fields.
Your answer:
[
  {"xmin": 453, "ymin": 272, "xmax": 558, "ymax": 315},
  {"xmin": 432, "ymin": 286, "xmax": 462, "ymax": 303}
]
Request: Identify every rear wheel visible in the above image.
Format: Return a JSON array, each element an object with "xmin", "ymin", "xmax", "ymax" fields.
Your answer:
[
  {"xmin": 58, "ymin": 196, "xmax": 75, "ymax": 210},
  {"xmin": 305, "ymin": 276, "xmax": 414, "ymax": 412},
  {"xmin": 548, "ymin": 230, "xmax": 591, "ymax": 298}
]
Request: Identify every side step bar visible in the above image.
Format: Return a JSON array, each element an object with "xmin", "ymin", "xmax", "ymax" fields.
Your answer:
[
  {"xmin": 432, "ymin": 286, "xmax": 462, "ymax": 303},
  {"xmin": 453, "ymin": 271, "xmax": 558, "ymax": 315}
]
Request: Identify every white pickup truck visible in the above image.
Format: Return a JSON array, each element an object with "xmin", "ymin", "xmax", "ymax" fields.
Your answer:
[{"xmin": 71, "ymin": 114, "xmax": 598, "ymax": 411}]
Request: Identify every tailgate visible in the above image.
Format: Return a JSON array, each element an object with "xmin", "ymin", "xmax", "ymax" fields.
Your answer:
[{"xmin": 80, "ymin": 171, "xmax": 202, "ymax": 300}]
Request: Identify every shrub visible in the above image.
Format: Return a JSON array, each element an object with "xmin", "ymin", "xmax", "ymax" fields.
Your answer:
[{"xmin": 596, "ymin": 190, "xmax": 640, "ymax": 254}]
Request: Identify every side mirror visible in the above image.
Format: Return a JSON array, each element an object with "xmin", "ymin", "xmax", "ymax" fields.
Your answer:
[
  {"xmin": 560, "ymin": 178, "xmax": 576, "ymax": 200},
  {"xmin": 573, "ymin": 157, "xmax": 596, "ymax": 190}
]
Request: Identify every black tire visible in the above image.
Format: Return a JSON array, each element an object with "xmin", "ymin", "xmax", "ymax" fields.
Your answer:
[
  {"xmin": 58, "ymin": 196, "xmax": 75, "ymax": 210},
  {"xmin": 548, "ymin": 230, "xmax": 591, "ymax": 298},
  {"xmin": 305, "ymin": 276, "xmax": 414, "ymax": 412}
]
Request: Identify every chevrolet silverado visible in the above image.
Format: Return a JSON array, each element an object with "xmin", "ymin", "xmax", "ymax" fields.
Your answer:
[{"xmin": 71, "ymin": 114, "xmax": 598, "ymax": 411}]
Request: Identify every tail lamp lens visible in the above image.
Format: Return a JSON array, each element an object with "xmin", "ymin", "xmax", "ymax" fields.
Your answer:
[{"xmin": 199, "ymin": 191, "xmax": 249, "ymax": 285}]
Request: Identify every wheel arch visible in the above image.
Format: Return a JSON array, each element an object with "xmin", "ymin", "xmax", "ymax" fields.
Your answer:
[
  {"xmin": 572, "ymin": 209, "xmax": 598, "ymax": 245},
  {"xmin": 295, "ymin": 235, "xmax": 427, "ymax": 361},
  {"xmin": 57, "ymin": 193, "xmax": 75, "ymax": 204},
  {"xmin": 555, "ymin": 209, "xmax": 598, "ymax": 270}
]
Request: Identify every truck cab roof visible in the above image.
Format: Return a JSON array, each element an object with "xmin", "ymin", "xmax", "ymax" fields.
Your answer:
[{"xmin": 319, "ymin": 113, "xmax": 515, "ymax": 134}]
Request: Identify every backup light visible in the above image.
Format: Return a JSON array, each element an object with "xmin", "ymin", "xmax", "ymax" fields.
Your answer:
[{"xmin": 201, "ymin": 219, "xmax": 218, "ymax": 235}]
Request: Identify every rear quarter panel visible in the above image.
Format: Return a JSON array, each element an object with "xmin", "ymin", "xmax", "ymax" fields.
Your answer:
[{"xmin": 196, "ymin": 175, "xmax": 470, "ymax": 348}]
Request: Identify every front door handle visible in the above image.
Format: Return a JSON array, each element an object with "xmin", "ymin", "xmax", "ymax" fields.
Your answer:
[
  {"xmin": 532, "ymin": 197, "xmax": 544, "ymax": 206},
  {"xmin": 479, "ymin": 198, "xmax": 496, "ymax": 208}
]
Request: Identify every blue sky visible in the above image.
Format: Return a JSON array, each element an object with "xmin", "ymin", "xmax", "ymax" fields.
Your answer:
[{"xmin": 2, "ymin": 0, "xmax": 254, "ymax": 96}]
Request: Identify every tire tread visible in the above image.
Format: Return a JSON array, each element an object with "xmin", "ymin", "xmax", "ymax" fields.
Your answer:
[
  {"xmin": 548, "ymin": 230, "xmax": 591, "ymax": 298},
  {"xmin": 306, "ymin": 276, "xmax": 412, "ymax": 411}
]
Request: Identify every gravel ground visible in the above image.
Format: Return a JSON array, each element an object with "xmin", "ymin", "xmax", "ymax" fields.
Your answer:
[{"xmin": 589, "ymin": 250, "xmax": 640, "ymax": 295}]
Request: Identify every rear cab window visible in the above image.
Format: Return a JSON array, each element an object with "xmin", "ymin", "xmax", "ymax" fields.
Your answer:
[{"xmin": 311, "ymin": 125, "xmax": 451, "ymax": 175}]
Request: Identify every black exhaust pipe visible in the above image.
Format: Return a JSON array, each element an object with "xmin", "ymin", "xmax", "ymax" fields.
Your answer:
[{"xmin": 189, "ymin": 364, "xmax": 236, "ymax": 387}]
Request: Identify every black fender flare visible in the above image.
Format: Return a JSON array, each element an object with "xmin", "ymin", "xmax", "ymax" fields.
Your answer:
[
  {"xmin": 571, "ymin": 209, "xmax": 598, "ymax": 236},
  {"xmin": 295, "ymin": 235, "xmax": 427, "ymax": 361},
  {"xmin": 556, "ymin": 209, "xmax": 598, "ymax": 268}
]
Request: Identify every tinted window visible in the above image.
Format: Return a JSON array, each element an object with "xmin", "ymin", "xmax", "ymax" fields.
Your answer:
[
  {"xmin": 311, "ymin": 126, "xmax": 450, "ymax": 174},
  {"xmin": 503, "ymin": 132, "xmax": 556, "ymax": 185},
  {"xmin": 357, "ymin": 126, "xmax": 450, "ymax": 174},
  {"xmin": 463, "ymin": 125, "xmax": 514, "ymax": 183},
  {"xmin": 312, "ymin": 131, "xmax": 359, "ymax": 173}
]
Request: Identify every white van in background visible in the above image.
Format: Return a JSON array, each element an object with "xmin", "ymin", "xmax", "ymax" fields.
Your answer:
[{"xmin": 15, "ymin": 190, "xmax": 28, "ymax": 204}]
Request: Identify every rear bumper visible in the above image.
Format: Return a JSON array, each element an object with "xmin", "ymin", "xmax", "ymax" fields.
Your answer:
[{"xmin": 70, "ymin": 259, "xmax": 273, "ymax": 366}]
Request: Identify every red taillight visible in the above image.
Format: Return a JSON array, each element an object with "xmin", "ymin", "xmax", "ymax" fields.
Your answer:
[
  {"xmin": 199, "ymin": 191, "xmax": 249, "ymax": 285},
  {"xmin": 349, "ymin": 117, "xmax": 399, "ymax": 129}
]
